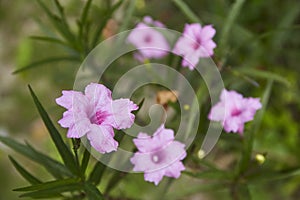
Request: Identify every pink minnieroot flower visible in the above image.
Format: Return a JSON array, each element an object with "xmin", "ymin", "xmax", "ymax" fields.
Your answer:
[
  {"xmin": 208, "ymin": 89, "xmax": 262, "ymax": 135},
  {"xmin": 56, "ymin": 83, "xmax": 138, "ymax": 153},
  {"xmin": 130, "ymin": 124, "xmax": 186, "ymax": 185},
  {"xmin": 127, "ymin": 16, "xmax": 170, "ymax": 61},
  {"xmin": 173, "ymin": 23, "xmax": 216, "ymax": 70}
]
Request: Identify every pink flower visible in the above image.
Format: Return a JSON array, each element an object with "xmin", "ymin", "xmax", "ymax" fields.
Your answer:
[
  {"xmin": 127, "ymin": 16, "xmax": 170, "ymax": 61},
  {"xmin": 56, "ymin": 83, "xmax": 138, "ymax": 153},
  {"xmin": 208, "ymin": 89, "xmax": 262, "ymax": 134},
  {"xmin": 130, "ymin": 124, "xmax": 186, "ymax": 185},
  {"xmin": 173, "ymin": 23, "xmax": 216, "ymax": 70}
]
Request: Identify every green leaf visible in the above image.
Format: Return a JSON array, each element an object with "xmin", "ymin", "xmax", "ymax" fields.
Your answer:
[
  {"xmin": 9, "ymin": 156, "xmax": 42, "ymax": 185},
  {"xmin": 13, "ymin": 56, "xmax": 80, "ymax": 74},
  {"xmin": 30, "ymin": 36, "xmax": 68, "ymax": 46},
  {"xmin": 88, "ymin": 162, "xmax": 106, "ymax": 185},
  {"xmin": 219, "ymin": 0, "xmax": 246, "ymax": 59},
  {"xmin": 81, "ymin": 148, "xmax": 90, "ymax": 175},
  {"xmin": 16, "ymin": 178, "xmax": 82, "ymax": 199},
  {"xmin": 171, "ymin": 0, "xmax": 202, "ymax": 23},
  {"xmin": 28, "ymin": 85, "xmax": 79, "ymax": 176},
  {"xmin": 0, "ymin": 136, "xmax": 71, "ymax": 178},
  {"xmin": 234, "ymin": 67, "xmax": 291, "ymax": 87},
  {"xmin": 35, "ymin": 0, "xmax": 76, "ymax": 46},
  {"xmin": 238, "ymin": 80, "xmax": 273, "ymax": 174},
  {"xmin": 91, "ymin": 0, "xmax": 123, "ymax": 47},
  {"xmin": 84, "ymin": 182, "xmax": 104, "ymax": 200},
  {"xmin": 14, "ymin": 178, "xmax": 79, "ymax": 192}
]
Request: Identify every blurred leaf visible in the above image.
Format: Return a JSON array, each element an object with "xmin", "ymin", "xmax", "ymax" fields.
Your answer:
[
  {"xmin": 0, "ymin": 135, "xmax": 71, "ymax": 178},
  {"xmin": 234, "ymin": 67, "xmax": 290, "ymax": 87},
  {"xmin": 28, "ymin": 85, "xmax": 79, "ymax": 176},
  {"xmin": 247, "ymin": 167, "xmax": 300, "ymax": 184},
  {"xmin": 9, "ymin": 156, "xmax": 42, "ymax": 185},
  {"xmin": 13, "ymin": 56, "xmax": 80, "ymax": 74},
  {"xmin": 30, "ymin": 36, "xmax": 68, "ymax": 46},
  {"xmin": 91, "ymin": 0, "xmax": 123, "ymax": 47},
  {"xmin": 219, "ymin": 0, "xmax": 245, "ymax": 59},
  {"xmin": 88, "ymin": 162, "xmax": 106, "ymax": 185},
  {"xmin": 183, "ymin": 170, "xmax": 233, "ymax": 180},
  {"xmin": 105, "ymin": 171, "xmax": 126, "ymax": 195},
  {"xmin": 35, "ymin": 0, "xmax": 76, "ymax": 46},
  {"xmin": 172, "ymin": 0, "xmax": 202, "ymax": 23},
  {"xmin": 165, "ymin": 182, "xmax": 226, "ymax": 199},
  {"xmin": 84, "ymin": 182, "xmax": 104, "ymax": 200}
]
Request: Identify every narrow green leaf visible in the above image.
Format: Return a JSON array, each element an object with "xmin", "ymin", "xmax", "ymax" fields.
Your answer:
[
  {"xmin": 91, "ymin": 0, "xmax": 123, "ymax": 47},
  {"xmin": 172, "ymin": 0, "xmax": 202, "ymax": 23},
  {"xmin": 13, "ymin": 56, "xmax": 80, "ymax": 74},
  {"xmin": 9, "ymin": 156, "xmax": 42, "ymax": 185},
  {"xmin": 81, "ymin": 148, "xmax": 90, "ymax": 175},
  {"xmin": 88, "ymin": 162, "xmax": 106, "ymax": 185},
  {"xmin": 0, "ymin": 136, "xmax": 71, "ymax": 178},
  {"xmin": 84, "ymin": 182, "xmax": 104, "ymax": 200},
  {"xmin": 234, "ymin": 67, "xmax": 291, "ymax": 87},
  {"xmin": 219, "ymin": 0, "xmax": 245, "ymax": 58},
  {"xmin": 14, "ymin": 178, "xmax": 79, "ymax": 192},
  {"xmin": 18, "ymin": 180, "xmax": 82, "ymax": 199},
  {"xmin": 30, "ymin": 36, "xmax": 68, "ymax": 46},
  {"xmin": 35, "ymin": 0, "xmax": 76, "ymax": 45},
  {"xmin": 239, "ymin": 80, "xmax": 273, "ymax": 174},
  {"xmin": 80, "ymin": 0, "xmax": 93, "ymax": 30},
  {"xmin": 28, "ymin": 85, "xmax": 78, "ymax": 176}
]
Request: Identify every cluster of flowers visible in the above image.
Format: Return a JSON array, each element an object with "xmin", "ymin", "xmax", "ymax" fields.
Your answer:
[
  {"xmin": 127, "ymin": 16, "xmax": 216, "ymax": 70},
  {"xmin": 56, "ymin": 17, "xmax": 262, "ymax": 185}
]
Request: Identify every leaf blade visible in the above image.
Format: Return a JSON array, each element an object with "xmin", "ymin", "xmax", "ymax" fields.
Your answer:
[{"xmin": 28, "ymin": 85, "xmax": 78, "ymax": 176}]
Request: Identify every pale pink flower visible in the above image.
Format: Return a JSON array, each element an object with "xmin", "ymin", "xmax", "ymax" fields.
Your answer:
[
  {"xmin": 208, "ymin": 89, "xmax": 262, "ymax": 134},
  {"xmin": 173, "ymin": 23, "xmax": 216, "ymax": 70},
  {"xmin": 127, "ymin": 17, "xmax": 170, "ymax": 61},
  {"xmin": 130, "ymin": 124, "xmax": 186, "ymax": 185},
  {"xmin": 56, "ymin": 83, "xmax": 138, "ymax": 153}
]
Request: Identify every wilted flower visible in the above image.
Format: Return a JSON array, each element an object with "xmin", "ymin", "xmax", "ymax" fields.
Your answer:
[
  {"xmin": 208, "ymin": 89, "xmax": 262, "ymax": 134},
  {"xmin": 56, "ymin": 83, "xmax": 138, "ymax": 153},
  {"xmin": 130, "ymin": 124, "xmax": 186, "ymax": 185},
  {"xmin": 127, "ymin": 16, "xmax": 170, "ymax": 61},
  {"xmin": 173, "ymin": 23, "xmax": 216, "ymax": 70}
]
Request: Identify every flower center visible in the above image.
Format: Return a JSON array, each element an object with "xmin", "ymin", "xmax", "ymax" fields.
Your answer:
[
  {"xmin": 231, "ymin": 109, "xmax": 242, "ymax": 117},
  {"xmin": 152, "ymin": 155, "xmax": 159, "ymax": 163},
  {"xmin": 151, "ymin": 150, "xmax": 165, "ymax": 164},
  {"xmin": 193, "ymin": 37, "xmax": 202, "ymax": 50},
  {"xmin": 95, "ymin": 110, "xmax": 109, "ymax": 125},
  {"xmin": 144, "ymin": 35, "xmax": 152, "ymax": 43}
]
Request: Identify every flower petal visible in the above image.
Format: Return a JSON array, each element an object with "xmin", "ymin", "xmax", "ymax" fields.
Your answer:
[
  {"xmin": 84, "ymin": 83, "xmax": 112, "ymax": 110},
  {"xmin": 56, "ymin": 90, "xmax": 89, "ymax": 111},
  {"xmin": 87, "ymin": 124, "xmax": 118, "ymax": 153},
  {"xmin": 109, "ymin": 99, "xmax": 138, "ymax": 129}
]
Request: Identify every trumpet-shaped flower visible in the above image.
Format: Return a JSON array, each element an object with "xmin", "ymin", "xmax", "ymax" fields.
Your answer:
[
  {"xmin": 130, "ymin": 124, "xmax": 186, "ymax": 185},
  {"xmin": 173, "ymin": 23, "xmax": 216, "ymax": 70},
  {"xmin": 127, "ymin": 16, "xmax": 170, "ymax": 61},
  {"xmin": 56, "ymin": 83, "xmax": 138, "ymax": 153},
  {"xmin": 208, "ymin": 89, "xmax": 262, "ymax": 134}
]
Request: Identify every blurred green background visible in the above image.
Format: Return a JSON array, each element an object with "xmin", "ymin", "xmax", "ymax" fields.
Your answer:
[{"xmin": 0, "ymin": 0, "xmax": 299, "ymax": 199}]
